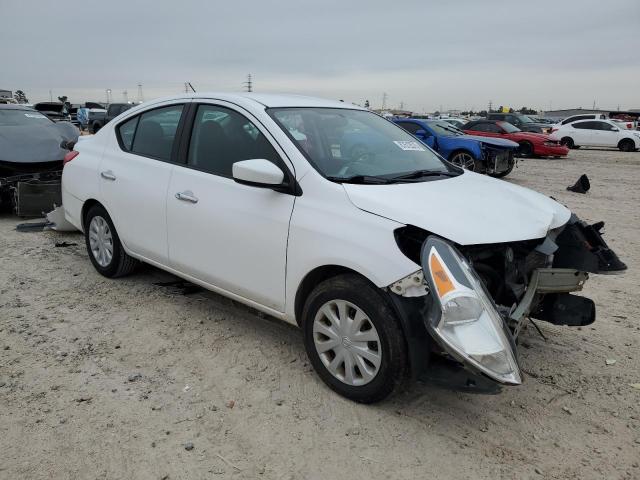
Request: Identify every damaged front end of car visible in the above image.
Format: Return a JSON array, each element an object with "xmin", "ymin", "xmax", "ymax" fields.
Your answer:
[{"xmin": 388, "ymin": 217, "xmax": 626, "ymax": 387}]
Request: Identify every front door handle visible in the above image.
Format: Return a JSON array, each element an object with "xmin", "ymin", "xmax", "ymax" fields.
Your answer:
[
  {"xmin": 175, "ymin": 190, "xmax": 198, "ymax": 204},
  {"xmin": 100, "ymin": 170, "xmax": 116, "ymax": 181}
]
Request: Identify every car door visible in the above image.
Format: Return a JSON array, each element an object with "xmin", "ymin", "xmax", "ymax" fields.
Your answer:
[
  {"xmin": 570, "ymin": 121, "xmax": 598, "ymax": 145},
  {"xmin": 595, "ymin": 121, "xmax": 620, "ymax": 147},
  {"xmin": 166, "ymin": 102, "xmax": 296, "ymax": 312},
  {"xmin": 99, "ymin": 102, "xmax": 187, "ymax": 264}
]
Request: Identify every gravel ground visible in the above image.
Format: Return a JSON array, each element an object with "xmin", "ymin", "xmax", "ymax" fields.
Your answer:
[{"xmin": 1, "ymin": 147, "xmax": 639, "ymax": 480}]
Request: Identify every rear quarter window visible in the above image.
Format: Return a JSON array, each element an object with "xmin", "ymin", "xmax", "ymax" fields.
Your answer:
[{"xmin": 117, "ymin": 116, "xmax": 139, "ymax": 151}]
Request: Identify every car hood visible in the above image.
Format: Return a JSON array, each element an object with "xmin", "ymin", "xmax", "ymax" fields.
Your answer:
[
  {"xmin": 343, "ymin": 171, "xmax": 571, "ymax": 245},
  {"xmin": 461, "ymin": 135, "xmax": 519, "ymax": 148},
  {"xmin": 510, "ymin": 131, "xmax": 553, "ymax": 143},
  {"xmin": 0, "ymin": 122, "xmax": 78, "ymax": 163}
]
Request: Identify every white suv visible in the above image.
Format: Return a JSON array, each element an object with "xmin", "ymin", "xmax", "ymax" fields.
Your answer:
[
  {"xmin": 61, "ymin": 93, "xmax": 625, "ymax": 402},
  {"xmin": 550, "ymin": 119, "xmax": 640, "ymax": 151}
]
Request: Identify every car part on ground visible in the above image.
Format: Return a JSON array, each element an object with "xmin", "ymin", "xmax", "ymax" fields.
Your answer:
[
  {"xmin": 566, "ymin": 174, "xmax": 591, "ymax": 194},
  {"xmin": 62, "ymin": 92, "xmax": 628, "ymax": 402}
]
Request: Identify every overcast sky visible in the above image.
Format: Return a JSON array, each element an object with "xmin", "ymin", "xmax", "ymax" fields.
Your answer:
[{"xmin": 2, "ymin": 0, "xmax": 638, "ymax": 112}]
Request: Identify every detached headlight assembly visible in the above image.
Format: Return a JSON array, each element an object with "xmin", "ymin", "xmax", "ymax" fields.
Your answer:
[{"xmin": 421, "ymin": 236, "xmax": 522, "ymax": 385}]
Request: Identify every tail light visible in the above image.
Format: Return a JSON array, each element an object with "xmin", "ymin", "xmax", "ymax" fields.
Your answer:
[{"xmin": 63, "ymin": 150, "xmax": 79, "ymax": 166}]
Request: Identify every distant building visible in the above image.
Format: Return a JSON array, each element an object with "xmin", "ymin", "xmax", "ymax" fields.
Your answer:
[{"xmin": 0, "ymin": 89, "xmax": 12, "ymax": 99}]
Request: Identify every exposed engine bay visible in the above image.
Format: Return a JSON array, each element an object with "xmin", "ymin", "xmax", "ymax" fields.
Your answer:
[{"xmin": 390, "ymin": 214, "xmax": 627, "ymax": 385}]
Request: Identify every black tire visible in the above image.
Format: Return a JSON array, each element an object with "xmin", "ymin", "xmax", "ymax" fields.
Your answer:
[
  {"xmin": 618, "ymin": 139, "xmax": 635, "ymax": 152},
  {"xmin": 517, "ymin": 141, "xmax": 533, "ymax": 157},
  {"xmin": 560, "ymin": 137, "xmax": 574, "ymax": 149},
  {"xmin": 301, "ymin": 274, "xmax": 408, "ymax": 403},
  {"xmin": 84, "ymin": 204, "xmax": 138, "ymax": 278},
  {"xmin": 488, "ymin": 156, "xmax": 515, "ymax": 178},
  {"xmin": 91, "ymin": 122, "xmax": 102, "ymax": 134}
]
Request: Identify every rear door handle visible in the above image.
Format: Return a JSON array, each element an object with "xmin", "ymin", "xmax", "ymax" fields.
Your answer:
[
  {"xmin": 175, "ymin": 190, "xmax": 198, "ymax": 204},
  {"xmin": 100, "ymin": 170, "xmax": 116, "ymax": 181}
]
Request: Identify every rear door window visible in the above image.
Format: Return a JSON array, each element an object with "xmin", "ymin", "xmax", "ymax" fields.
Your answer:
[
  {"xmin": 130, "ymin": 105, "xmax": 184, "ymax": 161},
  {"xmin": 573, "ymin": 121, "xmax": 598, "ymax": 130}
]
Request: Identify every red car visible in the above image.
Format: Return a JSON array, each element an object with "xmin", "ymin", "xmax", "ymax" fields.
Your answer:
[{"xmin": 463, "ymin": 120, "xmax": 569, "ymax": 157}]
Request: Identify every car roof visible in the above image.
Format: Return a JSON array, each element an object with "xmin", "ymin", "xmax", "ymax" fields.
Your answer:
[
  {"xmin": 143, "ymin": 92, "xmax": 365, "ymax": 110},
  {"xmin": 0, "ymin": 104, "xmax": 35, "ymax": 111}
]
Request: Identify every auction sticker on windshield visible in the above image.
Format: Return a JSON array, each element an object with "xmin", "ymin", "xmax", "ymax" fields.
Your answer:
[{"xmin": 393, "ymin": 140, "xmax": 426, "ymax": 151}]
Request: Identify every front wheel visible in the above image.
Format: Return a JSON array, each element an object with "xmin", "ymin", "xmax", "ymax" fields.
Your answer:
[
  {"xmin": 517, "ymin": 141, "xmax": 533, "ymax": 157},
  {"xmin": 84, "ymin": 204, "xmax": 138, "ymax": 277},
  {"xmin": 488, "ymin": 156, "xmax": 515, "ymax": 178},
  {"xmin": 449, "ymin": 151, "xmax": 476, "ymax": 170},
  {"xmin": 619, "ymin": 139, "xmax": 636, "ymax": 152},
  {"xmin": 302, "ymin": 274, "xmax": 408, "ymax": 403},
  {"xmin": 560, "ymin": 137, "xmax": 575, "ymax": 149}
]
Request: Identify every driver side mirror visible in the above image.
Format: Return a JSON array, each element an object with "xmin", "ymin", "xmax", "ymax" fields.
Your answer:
[{"xmin": 232, "ymin": 159, "xmax": 285, "ymax": 188}]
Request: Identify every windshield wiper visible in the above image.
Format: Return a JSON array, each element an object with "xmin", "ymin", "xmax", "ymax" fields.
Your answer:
[
  {"xmin": 389, "ymin": 169, "xmax": 460, "ymax": 180},
  {"xmin": 326, "ymin": 175, "xmax": 394, "ymax": 185}
]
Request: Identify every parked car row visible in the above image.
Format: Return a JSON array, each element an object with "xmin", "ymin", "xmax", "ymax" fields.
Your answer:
[{"xmin": 60, "ymin": 93, "xmax": 626, "ymax": 402}]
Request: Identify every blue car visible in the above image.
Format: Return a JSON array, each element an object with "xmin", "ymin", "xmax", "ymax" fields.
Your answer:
[{"xmin": 393, "ymin": 118, "xmax": 519, "ymax": 177}]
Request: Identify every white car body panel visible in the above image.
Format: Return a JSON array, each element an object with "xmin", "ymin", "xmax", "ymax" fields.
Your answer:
[
  {"xmin": 342, "ymin": 171, "xmax": 570, "ymax": 245},
  {"xmin": 63, "ymin": 92, "xmax": 577, "ymax": 327}
]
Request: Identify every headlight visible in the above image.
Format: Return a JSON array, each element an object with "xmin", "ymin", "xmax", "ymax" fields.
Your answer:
[{"xmin": 422, "ymin": 236, "xmax": 522, "ymax": 384}]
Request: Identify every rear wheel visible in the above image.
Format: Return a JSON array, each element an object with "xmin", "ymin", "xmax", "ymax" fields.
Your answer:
[
  {"xmin": 449, "ymin": 151, "xmax": 476, "ymax": 170},
  {"xmin": 84, "ymin": 204, "xmax": 138, "ymax": 278},
  {"xmin": 302, "ymin": 274, "xmax": 407, "ymax": 403},
  {"xmin": 560, "ymin": 137, "xmax": 575, "ymax": 149},
  {"xmin": 619, "ymin": 139, "xmax": 635, "ymax": 152}
]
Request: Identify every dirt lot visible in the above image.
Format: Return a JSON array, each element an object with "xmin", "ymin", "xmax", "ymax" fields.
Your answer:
[{"xmin": 1, "ymin": 148, "xmax": 639, "ymax": 480}]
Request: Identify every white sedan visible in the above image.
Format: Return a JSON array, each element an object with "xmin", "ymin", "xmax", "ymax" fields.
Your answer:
[
  {"xmin": 550, "ymin": 119, "xmax": 640, "ymax": 151},
  {"xmin": 62, "ymin": 93, "xmax": 625, "ymax": 402}
]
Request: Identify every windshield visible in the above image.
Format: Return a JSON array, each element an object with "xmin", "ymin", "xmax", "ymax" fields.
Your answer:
[
  {"xmin": 426, "ymin": 121, "xmax": 464, "ymax": 137},
  {"xmin": 499, "ymin": 122, "xmax": 521, "ymax": 133},
  {"xmin": 0, "ymin": 109, "xmax": 52, "ymax": 126},
  {"xmin": 269, "ymin": 108, "xmax": 453, "ymax": 181},
  {"xmin": 518, "ymin": 115, "xmax": 535, "ymax": 124}
]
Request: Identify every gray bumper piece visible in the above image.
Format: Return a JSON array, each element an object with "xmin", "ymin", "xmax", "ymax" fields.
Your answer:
[{"xmin": 509, "ymin": 268, "xmax": 588, "ymax": 337}]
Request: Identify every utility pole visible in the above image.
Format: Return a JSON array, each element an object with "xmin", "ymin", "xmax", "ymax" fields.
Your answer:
[
  {"xmin": 49, "ymin": 90, "xmax": 53, "ymax": 102},
  {"xmin": 592, "ymin": 100, "xmax": 596, "ymax": 110},
  {"xmin": 137, "ymin": 84, "xmax": 144, "ymax": 103},
  {"xmin": 381, "ymin": 92, "xmax": 388, "ymax": 110},
  {"xmin": 243, "ymin": 74, "xmax": 253, "ymax": 92},
  {"xmin": 184, "ymin": 82, "xmax": 189, "ymax": 94},
  {"xmin": 399, "ymin": 101, "xmax": 404, "ymax": 110},
  {"xmin": 122, "ymin": 90, "xmax": 129, "ymax": 103},
  {"xmin": 106, "ymin": 89, "xmax": 112, "ymax": 104},
  {"xmin": 488, "ymin": 100, "xmax": 493, "ymax": 113}
]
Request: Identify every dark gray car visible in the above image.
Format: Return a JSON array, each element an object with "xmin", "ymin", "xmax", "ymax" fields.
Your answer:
[{"xmin": 0, "ymin": 104, "xmax": 78, "ymax": 215}]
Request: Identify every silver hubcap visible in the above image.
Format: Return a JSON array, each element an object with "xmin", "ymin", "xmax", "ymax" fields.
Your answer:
[
  {"xmin": 451, "ymin": 152, "xmax": 475, "ymax": 170},
  {"xmin": 88, "ymin": 216, "xmax": 114, "ymax": 267},
  {"xmin": 313, "ymin": 300, "xmax": 382, "ymax": 386}
]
